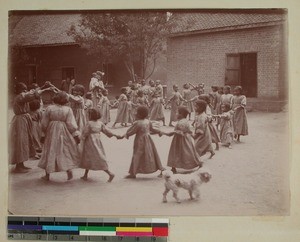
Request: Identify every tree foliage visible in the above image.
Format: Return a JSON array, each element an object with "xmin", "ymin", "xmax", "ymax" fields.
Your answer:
[{"xmin": 69, "ymin": 12, "xmax": 173, "ymax": 81}]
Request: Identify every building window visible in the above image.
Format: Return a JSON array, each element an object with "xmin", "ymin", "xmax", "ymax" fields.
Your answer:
[{"xmin": 225, "ymin": 53, "xmax": 257, "ymax": 97}]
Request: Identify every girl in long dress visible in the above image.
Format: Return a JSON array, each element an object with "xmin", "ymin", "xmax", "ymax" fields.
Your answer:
[
  {"xmin": 149, "ymin": 92, "xmax": 166, "ymax": 126},
  {"xmin": 194, "ymin": 100, "xmax": 215, "ymax": 159},
  {"xmin": 122, "ymin": 106, "xmax": 165, "ymax": 179},
  {"xmin": 167, "ymin": 84, "xmax": 186, "ymax": 127},
  {"xmin": 182, "ymin": 83, "xmax": 194, "ymax": 120},
  {"xmin": 197, "ymin": 94, "xmax": 220, "ymax": 150},
  {"xmin": 80, "ymin": 108, "xmax": 121, "ymax": 182},
  {"xmin": 38, "ymin": 92, "xmax": 81, "ymax": 181},
  {"xmin": 232, "ymin": 86, "xmax": 248, "ymax": 142},
  {"xmin": 98, "ymin": 89, "xmax": 112, "ymax": 125},
  {"xmin": 220, "ymin": 85, "xmax": 233, "ymax": 108},
  {"xmin": 162, "ymin": 106, "xmax": 202, "ymax": 174},
  {"xmin": 69, "ymin": 84, "xmax": 86, "ymax": 132},
  {"xmin": 84, "ymin": 92, "xmax": 93, "ymax": 122},
  {"xmin": 112, "ymin": 88, "xmax": 130, "ymax": 128},
  {"xmin": 29, "ymin": 99, "xmax": 43, "ymax": 155},
  {"xmin": 215, "ymin": 104, "xmax": 234, "ymax": 149},
  {"xmin": 9, "ymin": 83, "xmax": 45, "ymax": 173}
]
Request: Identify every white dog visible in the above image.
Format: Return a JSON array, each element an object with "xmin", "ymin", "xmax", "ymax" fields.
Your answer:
[{"xmin": 162, "ymin": 168, "xmax": 212, "ymax": 203}]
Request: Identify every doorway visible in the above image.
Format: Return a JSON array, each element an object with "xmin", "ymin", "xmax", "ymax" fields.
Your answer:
[
  {"xmin": 225, "ymin": 53, "xmax": 257, "ymax": 97},
  {"xmin": 62, "ymin": 67, "xmax": 75, "ymax": 80}
]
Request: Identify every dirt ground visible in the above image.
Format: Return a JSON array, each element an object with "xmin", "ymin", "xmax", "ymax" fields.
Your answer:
[{"xmin": 8, "ymin": 109, "xmax": 289, "ymax": 216}]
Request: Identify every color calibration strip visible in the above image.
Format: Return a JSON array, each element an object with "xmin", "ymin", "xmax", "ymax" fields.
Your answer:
[{"xmin": 7, "ymin": 216, "xmax": 169, "ymax": 241}]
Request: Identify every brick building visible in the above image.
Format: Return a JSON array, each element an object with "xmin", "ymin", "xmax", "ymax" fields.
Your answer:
[{"xmin": 167, "ymin": 10, "xmax": 288, "ymax": 111}]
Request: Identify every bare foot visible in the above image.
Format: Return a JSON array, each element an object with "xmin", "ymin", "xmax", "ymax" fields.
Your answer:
[
  {"xmin": 80, "ymin": 176, "xmax": 88, "ymax": 181},
  {"xmin": 67, "ymin": 171, "xmax": 73, "ymax": 180},
  {"xmin": 209, "ymin": 151, "xmax": 215, "ymax": 159},
  {"xmin": 41, "ymin": 175, "xmax": 49, "ymax": 181},
  {"xmin": 107, "ymin": 174, "xmax": 115, "ymax": 182}
]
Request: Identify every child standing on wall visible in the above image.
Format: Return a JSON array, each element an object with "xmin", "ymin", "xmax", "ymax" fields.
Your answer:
[{"xmin": 232, "ymin": 86, "xmax": 248, "ymax": 142}]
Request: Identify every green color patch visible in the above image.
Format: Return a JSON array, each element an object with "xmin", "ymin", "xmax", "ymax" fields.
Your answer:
[{"xmin": 79, "ymin": 226, "xmax": 116, "ymax": 232}]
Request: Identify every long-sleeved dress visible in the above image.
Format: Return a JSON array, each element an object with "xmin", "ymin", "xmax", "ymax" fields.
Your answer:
[
  {"xmin": 182, "ymin": 89, "xmax": 194, "ymax": 113},
  {"xmin": 219, "ymin": 111, "xmax": 234, "ymax": 145},
  {"xmin": 194, "ymin": 112, "xmax": 213, "ymax": 156},
  {"xmin": 30, "ymin": 110, "xmax": 43, "ymax": 152},
  {"xmin": 84, "ymin": 99, "xmax": 93, "ymax": 122},
  {"xmin": 149, "ymin": 97, "xmax": 165, "ymax": 121},
  {"xmin": 169, "ymin": 91, "xmax": 185, "ymax": 122},
  {"xmin": 38, "ymin": 105, "xmax": 80, "ymax": 173},
  {"xmin": 220, "ymin": 94, "xmax": 234, "ymax": 108},
  {"xmin": 80, "ymin": 121, "xmax": 114, "ymax": 170},
  {"xmin": 232, "ymin": 95, "xmax": 248, "ymax": 136},
  {"xmin": 167, "ymin": 119, "xmax": 201, "ymax": 169},
  {"xmin": 114, "ymin": 94, "xmax": 130, "ymax": 123},
  {"xmin": 98, "ymin": 96, "xmax": 111, "ymax": 124},
  {"xmin": 9, "ymin": 92, "xmax": 38, "ymax": 164},
  {"xmin": 125, "ymin": 119, "xmax": 163, "ymax": 175},
  {"xmin": 206, "ymin": 106, "xmax": 220, "ymax": 144},
  {"xmin": 69, "ymin": 94, "xmax": 86, "ymax": 132},
  {"xmin": 215, "ymin": 92, "xmax": 222, "ymax": 115}
]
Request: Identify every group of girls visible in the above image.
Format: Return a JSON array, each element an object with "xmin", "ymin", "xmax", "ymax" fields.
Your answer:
[{"xmin": 9, "ymin": 79, "xmax": 248, "ymax": 182}]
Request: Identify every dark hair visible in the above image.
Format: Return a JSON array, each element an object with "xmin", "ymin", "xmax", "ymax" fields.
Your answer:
[
  {"xmin": 195, "ymin": 100, "xmax": 207, "ymax": 114},
  {"xmin": 198, "ymin": 94, "xmax": 210, "ymax": 104},
  {"xmin": 183, "ymin": 83, "xmax": 189, "ymax": 89},
  {"xmin": 102, "ymin": 89, "xmax": 108, "ymax": 94},
  {"xmin": 15, "ymin": 82, "xmax": 27, "ymax": 94},
  {"xmin": 234, "ymin": 86, "xmax": 242, "ymax": 93},
  {"xmin": 72, "ymin": 84, "xmax": 85, "ymax": 96},
  {"xmin": 53, "ymin": 91, "xmax": 69, "ymax": 105},
  {"xmin": 29, "ymin": 99, "xmax": 40, "ymax": 112},
  {"xmin": 173, "ymin": 84, "xmax": 178, "ymax": 89},
  {"xmin": 177, "ymin": 106, "xmax": 189, "ymax": 118},
  {"xmin": 224, "ymin": 85, "xmax": 231, "ymax": 92},
  {"xmin": 89, "ymin": 108, "xmax": 101, "ymax": 121},
  {"xmin": 137, "ymin": 90, "xmax": 144, "ymax": 96},
  {"xmin": 121, "ymin": 87, "xmax": 127, "ymax": 94},
  {"xmin": 85, "ymin": 92, "xmax": 92, "ymax": 100},
  {"xmin": 136, "ymin": 106, "xmax": 149, "ymax": 119},
  {"xmin": 221, "ymin": 103, "xmax": 231, "ymax": 112},
  {"xmin": 115, "ymin": 95, "xmax": 119, "ymax": 99}
]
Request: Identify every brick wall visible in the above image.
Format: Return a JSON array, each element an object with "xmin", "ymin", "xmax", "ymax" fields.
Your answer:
[{"xmin": 167, "ymin": 25, "xmax": 286, "ymax": 99}]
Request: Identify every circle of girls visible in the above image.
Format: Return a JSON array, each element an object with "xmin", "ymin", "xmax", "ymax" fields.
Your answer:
[{"xmin": 9, "ymin": 71, "xmax": 248, "ymax": 182}]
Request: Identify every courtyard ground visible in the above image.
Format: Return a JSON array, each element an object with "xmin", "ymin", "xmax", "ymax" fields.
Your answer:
[{"xmin": 8, "ymin": 109, "xmax": 289, "ymax": 216}]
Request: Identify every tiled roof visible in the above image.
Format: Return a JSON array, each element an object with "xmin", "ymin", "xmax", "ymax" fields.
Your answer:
[
  {"xmin": 9, "ymin": 14, "xmax": 82, "ymax": 47},
  {"xmin": 170, "ymin": 12, "xmax": 286, "ymax": 35}
]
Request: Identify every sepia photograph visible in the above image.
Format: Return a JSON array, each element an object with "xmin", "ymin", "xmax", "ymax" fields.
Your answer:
[{"xmin": 7, "ymin": 9, "xmax": 289, "ymax": 216}]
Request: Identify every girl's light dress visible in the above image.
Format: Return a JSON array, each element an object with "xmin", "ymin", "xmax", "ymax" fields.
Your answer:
[
  {"xmin": 219, "ymin": 111, "xmax": 234, "ymax": 145},
  {"xmin": 232, "ymin": 95, "xmax": 248, "ymax": 136},
  {"xmin": 9, "ymin": 92, "xmax": 37, "ymax": 164},
  {"xmin": 114, "ymin": 94, "xmax": 130, "ymax": 123},
  {"xmin": 194, "ymin": 112, "xmax": 213, "ymax": 156},
  {"xmin": 125, "ymin": 119, "xmax": 164, "ymax": 175},
  {"xmin": 69, "ymin": 95, "xmax": 86, "ymax": 132},
  {"xmin": 38, "ymin": 105, "xmax": 80, "ymax": 173},
  {"xmin": 167, "ymin": 119, "xmax": 201, "ymax": 169},
  {"xmin": 149, "ymin": 97, "xmax": 165, "ymax": 121},
  {"xmin": 80, "ymin": 120, "xmax": 114, "ymax": 170}
]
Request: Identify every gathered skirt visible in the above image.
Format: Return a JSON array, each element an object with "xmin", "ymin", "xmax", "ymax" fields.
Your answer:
[
  {"xmin": 38, "ymin": 121, "xmax": 80, "ymax": 173},
  {"xmin": 9, "ymin": 114, "xmax": 36, "ymax": 164}
]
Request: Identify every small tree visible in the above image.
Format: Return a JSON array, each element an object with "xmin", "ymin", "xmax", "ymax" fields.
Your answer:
[{"xmin": 69, "ymin": 12, "xmax": 172, "ymax": 82}]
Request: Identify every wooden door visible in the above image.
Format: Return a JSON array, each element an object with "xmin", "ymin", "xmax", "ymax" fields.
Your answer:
[{"xmin": 240, "ymin": 53, "xmax": 257, "ymax": 97}]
